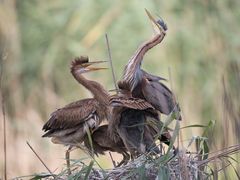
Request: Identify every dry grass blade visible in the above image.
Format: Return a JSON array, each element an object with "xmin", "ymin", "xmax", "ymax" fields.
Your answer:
[
  {"xmin": 198, "ymin": 144, "xmax": 240, "ymax": 166},
  {"xmin": 86, "ymin": 126, "xmax": 94, "ymax": 157},
  {"xmin": 0, "ymin": 49, "xmax": 7, "ymax": 180},
  {"xmin": 26, "ymin": 141, "xmax": 55, "ymax": 179},
  {"xmin": 224, "ymin": 158, "xmax": 240, "ymax": 179},
  {"xmin": 109, "ymin": 152, "xmax": 117, "ymax": 168},
  {"xmin": 2, "ymin": 96, "xmax": 7, "ymax": 180},
  {"xmin": 105, "ymin": 33, "xmax": 119, "ymax": 93}
]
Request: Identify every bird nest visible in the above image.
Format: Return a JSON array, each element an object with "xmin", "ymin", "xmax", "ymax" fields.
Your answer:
[
  {"xmin": 65, "ymin": 153, "xmax": 206, "ymax": 180},
  {"xmin": 25, "ymin": 144, "xmax": 239, "ymax": 180}
]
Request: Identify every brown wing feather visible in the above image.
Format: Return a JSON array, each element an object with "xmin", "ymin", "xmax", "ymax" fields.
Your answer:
[
  {"xmin": 142, "ymin": 70, "xmax": 167, "ymax": 82},
  {"xmin": 142, "ymin": 78, "xmax": 181, "ymax": 120},
  {"xmin": 42, "ymin": 98, "xmax": 99, "ymax": 133},
  {"xmin": 110, "ymin": 95, "xmax": 154, "ymax": 110},
  {"xmin": 84, "ymin": 125, "xmax": 127, "ymax": 156}
]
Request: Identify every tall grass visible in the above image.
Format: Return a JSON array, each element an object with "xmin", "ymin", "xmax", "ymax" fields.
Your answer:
[{"xmin": 1, "ymin": 40, "xmax": 7, "ymax": 180}]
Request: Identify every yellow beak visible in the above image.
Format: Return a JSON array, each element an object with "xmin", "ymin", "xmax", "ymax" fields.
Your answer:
[
  {"xmin": 87, "ymin": 67, "xmax": 108, "ymax": 71},
  {"xmin": 145, "ymin": 9, "xmax": 166, "ymax": 34},
  {"xmin": 82, "ymin": 60, "xmax": 108, "ymax": 68}
]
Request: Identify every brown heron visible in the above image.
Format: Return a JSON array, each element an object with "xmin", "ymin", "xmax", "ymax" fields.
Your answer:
[
  {"xmin": 118, "ymin": 12, "xmax": 181, "ymax": 120},
  {"xmin": 112, "ymin": 12, "xmax": 178, "ymax": 157},
  {"xmin": 42, "ymin": 57, "xmax": 112, "ymax": 174}
]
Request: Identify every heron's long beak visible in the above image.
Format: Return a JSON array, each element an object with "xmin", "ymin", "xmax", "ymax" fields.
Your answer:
[
  {"xmin": 145, "ymin": 9, "xmax": 166, "ymax": 34},
  {"xmin": 87, "ymin": 67, "xmax": 108, "ymax": 71},
  {"xmin": 82, "ymin": 60, "xmax": 108, "ymax": 68}
]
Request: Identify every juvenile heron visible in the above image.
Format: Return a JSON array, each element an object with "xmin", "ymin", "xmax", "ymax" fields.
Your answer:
[
  {"xmin": 42, "ymin": 57, "xmax": 111, "ymax": 174},
  {"xmin": 118, "ymin": 12, "xmax": 181, "ymax": 120}
]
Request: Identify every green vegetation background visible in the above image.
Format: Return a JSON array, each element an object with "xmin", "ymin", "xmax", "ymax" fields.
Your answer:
[{"xmin": 0, "ymin": 0, "xmax": 239, "ymax": 178}]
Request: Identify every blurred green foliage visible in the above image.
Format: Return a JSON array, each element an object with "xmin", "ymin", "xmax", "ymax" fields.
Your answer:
[
  {"xmin": 2, "ymin": 0, "xmax": 240, "ymax": 143},
  {"xmin": 1, "ymin": 0, "xmax": 240, "ymax": 177},
  {"xmin": 15, "ymin": 0, "xmax": 240, "ymax": 138}
]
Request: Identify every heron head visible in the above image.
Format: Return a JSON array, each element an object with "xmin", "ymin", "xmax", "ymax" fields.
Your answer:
[
  {"xmin": 71, "ymin": 56, "xmax": 107, "ymax": 74},
  {"xmin": 145, "ymin": 9, "xmax": 167, "ymax": 34}
]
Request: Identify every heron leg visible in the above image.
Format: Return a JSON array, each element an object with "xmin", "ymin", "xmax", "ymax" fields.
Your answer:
[
  {"xmin": 130, "ymin": 154, "xmax": 134, "ymax": 161},
  {"xmin": 116, "ymin": 158, "xmax": 124, "ymax": 167},
  {"xmin": 117, "ymin": 152, "xmax": 130, "ymax": 167},
  {"xmin": 123, "ymin": 152, "xmax": 130, "ymax": 165},
  {"xmin": 66, "ymin": 146, "xmax": 73, "ymax": 176},
  {"xmin": 159, "ymin": 143, "xmax": 163, "ymax": 155},
  {"xmin": 109, "ymin": 152, "xmax": 117, "ymax": 168},
  {"xmin": 173, "ymin": 146, "xmax": 178, "ymax": 155}
]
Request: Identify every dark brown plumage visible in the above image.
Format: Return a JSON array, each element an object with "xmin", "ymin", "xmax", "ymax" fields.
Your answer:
[
  {"xmin": 42, "ymin": 98, "xmax": 106, "ymax": 175},
  {"xmin": 109, "ymin": 95, "xmax": 161, "ymax": 157},
  {"xmin": 42, "ymin": 98, "xmax": 103, "ymax": 146},
  {"xmin": 141, "ymin": 71, "xmax": 181, "ymax": 117},
  {"xmin": 83, "ymin": 125, "xmax": 130, "ymax": 167}
]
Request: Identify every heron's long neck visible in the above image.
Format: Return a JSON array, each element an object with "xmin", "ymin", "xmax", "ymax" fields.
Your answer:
[
  {"xmin": 123, "ymin": 33, "xmax": 165, "ymax": 86},
  {"xmin": 72, "ymin": 72, "xmax": 110, "ymax": 105}
]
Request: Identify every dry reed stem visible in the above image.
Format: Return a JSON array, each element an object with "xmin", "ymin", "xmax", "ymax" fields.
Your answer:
[
  {"xmin": 105, "ymin": 33, "xmax": 119, "ymax": 93},
  {"xmin": 26, "ymin": 141, "xmax": 55, "ymax": 179},
  {"xmin": 198, "ymin": 144, "xmax": 240, "ymax": 166},
  {"xmin": 108, "ymin": 152, "xmax": 117, "ymax": 168},
  {"xmin": 0, "ymin": 49, "xmax": 7, "ymax": 180}
]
